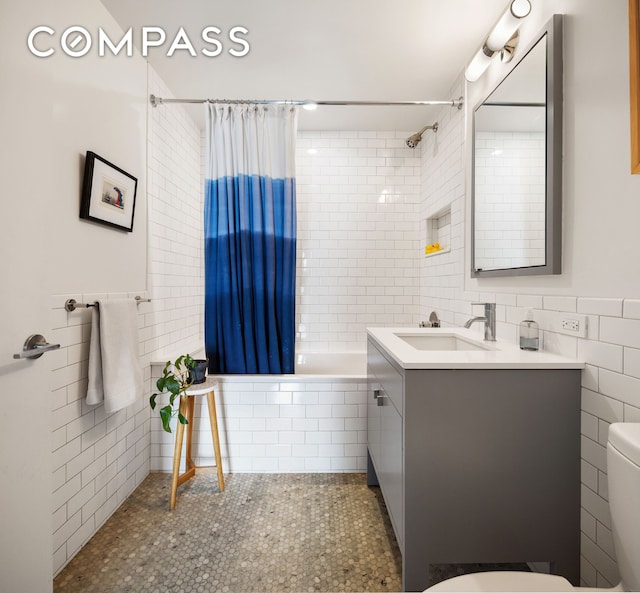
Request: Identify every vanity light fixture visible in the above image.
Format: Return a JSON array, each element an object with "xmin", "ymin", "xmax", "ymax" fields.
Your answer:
[{"xmin": 465, "ymin": 0, "xmax": 532, "ymax": 82}]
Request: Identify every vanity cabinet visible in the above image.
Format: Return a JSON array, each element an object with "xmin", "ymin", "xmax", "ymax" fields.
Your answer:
[
  {"xmin": 366, "ymin": 337, "xmax": 581, "ymax": 592},
  {"xmin": 367, "ymin": 340, "xmax": 404, "ymax": 548}
]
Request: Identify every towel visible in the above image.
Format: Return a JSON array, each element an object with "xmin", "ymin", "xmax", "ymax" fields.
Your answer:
[{"xmin": 86, "ymin": 299, "xmax": 143, "ymax": 413}]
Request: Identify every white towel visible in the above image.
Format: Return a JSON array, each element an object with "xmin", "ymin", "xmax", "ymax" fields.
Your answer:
[{"xmin": 86, "ymin": 299, "xmax": 143, "ymax": 413}]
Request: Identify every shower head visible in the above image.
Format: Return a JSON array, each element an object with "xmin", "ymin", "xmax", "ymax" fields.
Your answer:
[{"xmin": 406, "ymin": 122, "xmax": 439, "ymax": 148}]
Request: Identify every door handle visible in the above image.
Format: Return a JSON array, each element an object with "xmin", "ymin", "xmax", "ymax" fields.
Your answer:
[{"xmin": 13, "ymin": 334, "xmax": 61, "ymax": 360}]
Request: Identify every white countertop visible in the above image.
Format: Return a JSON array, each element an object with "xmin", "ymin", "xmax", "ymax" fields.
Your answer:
[{"xmin": 367, "ymin": 327, "xmax": 585, "ymax": 370}]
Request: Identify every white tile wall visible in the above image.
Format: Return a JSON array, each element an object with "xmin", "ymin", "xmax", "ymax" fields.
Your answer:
[
  {"xmin": 420, "ymin": 83, "xmax": 640, "ymax": 588},
  {"xmin": 147, "ymin": 67, "xmax": 204, "ymax": 357},
  {"xmin": 50, "ymin": 292, "xmax": 152, "ymax": 574},
  {"xmin": 149, "ymin": 367, "xmax": 369, "ymax": 473},
  {"xmin": 295, "ymin": 131, "xmax": 421, "ymax": 352},
  {"xmin": 52, "ymin": 67, "xmax": 204, "ymax": 576}
]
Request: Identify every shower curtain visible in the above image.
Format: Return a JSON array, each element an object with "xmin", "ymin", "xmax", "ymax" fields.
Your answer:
[{"xmin": 204, "ymin": 103, "xmax": 298, "ymax": 374}]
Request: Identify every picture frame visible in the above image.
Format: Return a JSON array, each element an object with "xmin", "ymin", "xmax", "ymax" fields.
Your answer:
[
  {"xmin": 80, "ymin": 151, "xmax": 138, "ymax": 231},
  {"xmin": 630, "ymin": 0, "xmax": 640, "ymax": 173}
]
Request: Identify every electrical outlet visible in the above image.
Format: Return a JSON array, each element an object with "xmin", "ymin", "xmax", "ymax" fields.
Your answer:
[
  {"xmin": 562, "ymin": 318, "xmax": 580, "ymax": 332},
  {"xmin": 552, "ymin": 312, "xmax": 588, "ymax": 338}
]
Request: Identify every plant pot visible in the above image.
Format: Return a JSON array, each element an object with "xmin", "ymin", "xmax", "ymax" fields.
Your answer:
[{"xmin": 190, "ymin": 359, "xmax": 208, "ymax": 384}]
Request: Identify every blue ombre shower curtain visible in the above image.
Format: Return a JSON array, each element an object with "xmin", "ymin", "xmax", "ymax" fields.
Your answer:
[{"xmin": 204, "ymin": 103, "xmax": 298, "ymax": 374}]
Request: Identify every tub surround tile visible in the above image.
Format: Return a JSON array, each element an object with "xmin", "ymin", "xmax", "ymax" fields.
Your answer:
[{"xmin": 150, "ymin": 371, "xmax": 369, "ymax": 473}]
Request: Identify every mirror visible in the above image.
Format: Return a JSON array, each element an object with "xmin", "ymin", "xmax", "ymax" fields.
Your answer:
[{"xmin": 471, "ymin": 16, "xmax": 563, "ymax": 277}]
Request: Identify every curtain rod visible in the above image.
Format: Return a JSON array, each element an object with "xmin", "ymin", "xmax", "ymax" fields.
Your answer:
[{"xmin": 149, "ymin": 94, "xmax": 464, "ymax": 110}]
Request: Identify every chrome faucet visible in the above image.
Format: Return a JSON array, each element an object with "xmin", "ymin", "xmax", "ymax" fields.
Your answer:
[{"xmin": 464, "ymin": 302, "xmax": 496, "ymax": 341}]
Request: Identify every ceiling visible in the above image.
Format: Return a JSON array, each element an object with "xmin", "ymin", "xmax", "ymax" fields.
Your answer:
[{"xmin": 100, "ymin": 0, "xmax": 510, "ymax": 130}]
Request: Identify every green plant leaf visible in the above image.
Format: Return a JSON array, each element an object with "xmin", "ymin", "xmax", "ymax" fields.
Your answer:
[
  {"xmin": 160, "ymin": 406, "xmax": 173, "ymax": 433},
  {"xmin": 165, "ymin": 375, "xmax": 180, "ymax": 395},
  {"xmin": 149, "ymin": 354, "xmax": 195, "ymax": 433}
]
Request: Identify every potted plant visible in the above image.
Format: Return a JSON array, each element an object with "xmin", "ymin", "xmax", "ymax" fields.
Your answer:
[
  {"xmin": 150, "ymin": 354, "xmax": 194, "ymax": 433},
  {"xmin": 190, "ymin": 358, "xmax": 209, "ymax": 384}
]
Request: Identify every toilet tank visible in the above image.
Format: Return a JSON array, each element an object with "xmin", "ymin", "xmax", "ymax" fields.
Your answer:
[{"xmin": 607, "ymin": 423, "xmax": 640, "ymax": 591}]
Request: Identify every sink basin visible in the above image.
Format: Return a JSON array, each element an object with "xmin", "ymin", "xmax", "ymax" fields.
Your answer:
[{"xmin": 394, "ymin": 333, "xmax": 491, "ymax": 351}]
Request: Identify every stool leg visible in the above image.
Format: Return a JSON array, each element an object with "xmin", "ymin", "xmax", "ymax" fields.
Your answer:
[
  {"xmin": 169, "ymin": 395, "xmax": 189, "ymax": 510},
  {"xmin": 184, "ymin": 395, "xmax": 195, "ymax": 473},
  {"xmin": 205, "ymin": 390, "xmax": 225, "ymax": 491}
]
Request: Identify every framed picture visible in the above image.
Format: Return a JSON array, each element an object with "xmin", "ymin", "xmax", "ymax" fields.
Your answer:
[
  {"xmin": 80, "ymin": 151, "xmax": 138, "ymax": 231},
  {"xmin": 630, "ymin": 0, "xmax": 640, "ymax": 173}
]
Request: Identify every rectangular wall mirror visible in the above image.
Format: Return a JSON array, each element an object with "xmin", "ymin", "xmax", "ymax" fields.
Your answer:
[{"xmin": 471, "ymin": 15, "xmax": 563, "ymax": 277}]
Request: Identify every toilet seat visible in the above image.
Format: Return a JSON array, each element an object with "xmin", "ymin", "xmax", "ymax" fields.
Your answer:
[{"xmin": 427, "ymin": 571, "xmax": 576, "ymax": 592}]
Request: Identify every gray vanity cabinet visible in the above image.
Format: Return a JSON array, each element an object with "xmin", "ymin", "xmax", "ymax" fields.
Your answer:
[
  {"xmin": 367, "ymin": 340, "xmax": 404, "ymax": 548},
  {"xmin": 366, "ymin": 337, "xmax": 581, "ymax": 592}
]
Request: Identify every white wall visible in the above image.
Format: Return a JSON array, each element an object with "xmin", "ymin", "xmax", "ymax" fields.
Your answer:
[
  {"xmin": 465, "ymin": 0, "xmax": 640, "ymax": 298},
  {"xmin": 295, "ymin": 131, "xmax": 421, "ymax": 352},
  {"xmin": 30, "ymin": 0, "xmax": 150, "ymax": 576},
  {"xmin": 421, "ymin": 0, "xmax": 640, "ymax": 587},
  {"xmin": 45, "ymin": 9, "xmax": 148, "ymax": 294},
  {"xmin": 14, "ymin": 0, "xmax": 207, "ymax": 576},
  {"xmin": 52, "ymin": 63, "xmax": 205, "ymax": 576}
]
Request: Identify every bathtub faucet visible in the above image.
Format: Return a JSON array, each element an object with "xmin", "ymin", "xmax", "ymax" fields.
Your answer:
[
  {"xmin": 464, "ymin": 302, "xmax": 496, "ymax": 341},
  {"xmin": 419, "ymin": 311, "xmax": 440, "ymax": 328}
]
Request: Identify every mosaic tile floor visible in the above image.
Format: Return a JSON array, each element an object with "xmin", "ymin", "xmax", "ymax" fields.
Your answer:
[
  {"xmin": 54, "ymin": 473, "xmax": 529, "ymax": 593},
  {"xmin": 54, "ymin": 473, "xmax": 402, "ymax": 593}
]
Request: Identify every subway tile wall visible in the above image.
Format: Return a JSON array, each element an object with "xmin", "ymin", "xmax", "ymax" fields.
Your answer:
[
  {"xmin": 295, "ymin": 131, "xmax": 422, "ymax": 352},
  {"xmin": 50, "ymin": 292, "xmax": 152, "ymax": 575},
  {"xmin": 51, "ymin": 67, "xmax": 204, "ymax": 576},
  {"xmin": 420, "ymin": 82, "xmax": 638, "ymax": 588},
  {"xmin": 147, "ymin": 67, "xmax": 204, "ymax": 357},
  {"xmin": 150, "ymin": 368, "xmax": 369, "ymax": 474}
]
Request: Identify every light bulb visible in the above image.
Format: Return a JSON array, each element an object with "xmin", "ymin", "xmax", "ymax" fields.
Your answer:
[
  {"xmin": 486, "ymin": 0, "xmax": 531, "ymax": 51},
  {"xmin": 302, "ymin": 102, "xmax": 318, "ymax": 111},
  {"xmin": 465, "ymin": 45, "xmax": 495, "ymax": 82}
]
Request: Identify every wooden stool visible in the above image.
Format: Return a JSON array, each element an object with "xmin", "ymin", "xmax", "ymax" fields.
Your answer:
[{"xmin": 170, "ymin": 376, "xmax": 225, "ymax": 509}]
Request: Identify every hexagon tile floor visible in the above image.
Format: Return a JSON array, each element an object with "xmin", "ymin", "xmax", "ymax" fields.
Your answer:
[
  {"xmin": 54, "ymin": 473, "xmax": 402, "ymax": 593},
  {"xmin": 54, "ymin": 472, "xmax": 530, "ymax": 593}
]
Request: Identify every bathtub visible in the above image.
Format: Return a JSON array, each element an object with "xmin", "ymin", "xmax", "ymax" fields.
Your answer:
[
  {"xmin": 150, "ymin": 350, "xmax": 369, "ymax": 474},
  {"xmin": 296, "ymin": 351, "xmax": 366, "ymax": 377}
]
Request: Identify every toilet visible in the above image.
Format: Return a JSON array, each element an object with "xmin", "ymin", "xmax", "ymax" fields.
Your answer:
[{"xmin": 427, "ymin": 423, "xmax": 640, "ymax": 592}]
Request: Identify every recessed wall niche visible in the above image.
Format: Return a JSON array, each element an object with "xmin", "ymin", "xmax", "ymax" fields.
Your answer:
[{"xmin": 424, "ymin": 204, "xmax": 452, "ymax": 258}]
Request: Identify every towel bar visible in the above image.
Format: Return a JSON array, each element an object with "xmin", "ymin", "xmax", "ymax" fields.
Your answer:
[{"xmin": 65, "ymin": 295, "xmax": 151, "ymax": 312}]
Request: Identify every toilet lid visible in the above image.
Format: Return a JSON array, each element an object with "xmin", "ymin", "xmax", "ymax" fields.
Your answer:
[{"xmin": 426, "ymin": 571, "xmax": 576, "ymax": 592}]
